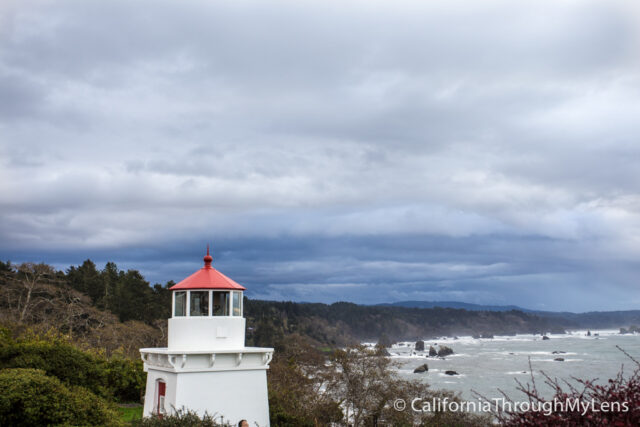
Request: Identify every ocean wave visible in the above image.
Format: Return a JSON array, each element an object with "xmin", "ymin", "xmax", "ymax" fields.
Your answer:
[
  {"xmin": 391, "ymin": 329, "xmax": 623, "ymax": 346},
  {"xmin": 492, "ymin": 350, "xmax": 577, "ymax": 356}
]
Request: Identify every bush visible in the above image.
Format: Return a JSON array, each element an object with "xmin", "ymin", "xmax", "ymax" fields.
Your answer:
[
  {"xmin": 0, "ymin": 334, "xmax": 145, "ymax": 402},
  {"xmin": 492, "ymin": 347, "xmax": 640, "ymax": 426},
  {"xmin": 104, "ymin": 354, "xmax": 146, "ymax": 402},
  {"xmin": 131, "ymin": 408, "xmax": 229, "ymax": 426},
  {"xmin": 0, "ymin": 368, "xmax": 119, "ymax": 426},
  {"xmin": 0, "ymin": 340, "xmax": 109, "ymax": 395}
]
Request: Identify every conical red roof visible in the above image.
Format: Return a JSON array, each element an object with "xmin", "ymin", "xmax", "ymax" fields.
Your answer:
[{"xmin": 169, "ymin": 246, "xmax": 246, "ymax": 291}]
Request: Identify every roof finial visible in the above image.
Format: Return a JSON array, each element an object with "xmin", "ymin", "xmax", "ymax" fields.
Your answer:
[{"xmin": 204, "ymin": 244, "xmax": 213, "ymax": 268}]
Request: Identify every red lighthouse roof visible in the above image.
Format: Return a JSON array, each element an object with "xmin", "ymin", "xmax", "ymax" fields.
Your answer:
[{"xmin": 169, "ymin": 246, "xmax": 246, "ymax": 291}]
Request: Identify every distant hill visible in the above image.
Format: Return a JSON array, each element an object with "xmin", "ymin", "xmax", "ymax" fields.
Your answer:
[
  {"xmin": 533, "ymin": 309, "xmax": 640, "ymax": 329},
  {"xmin": 245, "ymin": 300, "xmax": 568, "ymax": 345},
  {"xmin": 376, "ymin": 300, "xmax": 533, "ymax": 312},
  {"xmin": 376, "ymin": 300, "xmax": 640, "ymax": 330}
]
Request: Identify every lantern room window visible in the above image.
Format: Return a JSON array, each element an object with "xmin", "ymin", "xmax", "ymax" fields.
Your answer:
[
  {"xmin": 232, "ymin": 291, "xmax": 242, "ymax": 316},
  {"xmin": 174, "ymin": 291, "xmax": 186, "ymax": 317},
  {"xmin": 213, "ymin": 291, "xmax": 229, "ymax": 316},
  {"xmin": 190, "ymin": 291, "xmax": 209, "ymax": 316}
]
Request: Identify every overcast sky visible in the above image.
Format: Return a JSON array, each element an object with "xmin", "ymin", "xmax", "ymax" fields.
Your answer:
[{"xmin": 1, "ymin": 0, "xmax": 639, "ymax": 311}]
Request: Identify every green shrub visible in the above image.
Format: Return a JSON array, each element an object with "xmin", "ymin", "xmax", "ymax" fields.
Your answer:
[
  {"xmin": 0, "ymin": 368, "xmax": 120, "ymax": 426},
  {"xmin": 0, "ymin": 340, "xmax": 109, "ymax": 396},
  {"xmin": 0, "ymin": 337, "xmax": 145, "ymax": 402},
  {"xmin": 104, "ymin": 355, "xmax": 146, "ymax": 402}
]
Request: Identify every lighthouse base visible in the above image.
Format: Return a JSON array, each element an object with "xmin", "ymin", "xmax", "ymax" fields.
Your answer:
[{"xmin": 140, "ymin": 347, "xmax": 273, "ymax": 426}]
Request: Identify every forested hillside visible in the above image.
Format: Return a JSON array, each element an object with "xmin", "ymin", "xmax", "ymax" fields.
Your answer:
[{"xmin": 0, "ymin": 259, "xmax": 571, "ymax": 352}]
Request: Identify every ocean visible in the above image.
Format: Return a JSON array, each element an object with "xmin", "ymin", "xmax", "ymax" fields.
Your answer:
[{"xmin": 384, "ymin": 330, "xmax": 640, "ymax": 402}]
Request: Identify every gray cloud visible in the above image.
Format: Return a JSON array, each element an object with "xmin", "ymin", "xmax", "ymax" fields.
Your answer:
[{"xmin": 1, "ymin": 0, "xmax": 640, "ymax": 311}]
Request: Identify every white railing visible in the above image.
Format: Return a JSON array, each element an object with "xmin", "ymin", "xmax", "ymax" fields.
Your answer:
[{"xmin": 140, "ymin": 347, "xmax": 273, "ymax": 373}]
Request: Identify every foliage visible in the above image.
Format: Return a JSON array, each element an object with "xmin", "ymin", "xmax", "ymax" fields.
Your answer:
[
  {"xmin": 268, "ymin": 335, "xmax": 343, "ymax": 426},
  {"xmin": 328, "ymin": 344, "xmax": 490, "ymax": 426},
  {"xmin": 0, "ymin": 261, "xmax": 168, "ymax": 357},
  {"xmin": 104, "ymin": 351, "xmax": 147, "ymax": 402},
  {"xmin": 268, "ymin": 336, "xmax": 489, "ymax": 426},
  {"xmin": 488, "ymin": 347, "xmax": 640, "ymax": 426},
  {"xmin": 0, "ymin": 368, "xmax": 120, "ymax": 426},
  {"xmin": 0, "ymin": 262, "xmax": 61, "ymax": 324},
  {"xmin": 66, "ymin": 260, "xmax": 171, "ymax": 323},
  {"xmin": 131, "ymin": 408, "xmax": 231, "ymax": 426},
  {"xmin": 1, "ymin": 260, "xmax": 171, "ymax": 327},
  {"xmin": 0, "ymin": 327, "xmax": 145, "ymax": 402}
]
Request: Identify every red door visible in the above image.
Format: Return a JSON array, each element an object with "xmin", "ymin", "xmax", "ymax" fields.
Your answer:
[{"xmin": 157, "ymin": 381, "xmax": 166, "ymax": 418}]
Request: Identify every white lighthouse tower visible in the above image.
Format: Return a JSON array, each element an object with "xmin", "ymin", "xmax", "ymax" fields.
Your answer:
[{"xmin": 140, "ymin": 247, "xmax": 273, "ymax": 426}]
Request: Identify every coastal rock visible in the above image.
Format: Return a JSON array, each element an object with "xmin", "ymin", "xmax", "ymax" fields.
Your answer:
[
  {"xmin": 542, "ymin": 336, "xmax": 550, "ymax": 340},
  {"xmin": 437, "ymin": 345, "xmax": 454, "ymax": 357},
  {"xmin": 415, "ymin": 340, "xmax": 425, "ymax": 351},
  {"xmin": 554, "ymin": 357, "xmax": 564, "ymax": 362},
  {"xmin": 413, "ymin": 363, "xmax": 429, "ymax": 373},
  {"xmin": 552, "ymin": 351, "xmax": 566, "ymax": 354},
  {"xmin": 586, "ymin": 330, "xmax": 591, "ymax": 336},
  {"xmin": 481, "ymin": 333, "xmax": 494, "ymax": 339},
  {"xmin": 622, "ymin": 325, "xmax": 640, "ymax": 334},
  {"xmin": 445, "ymin": 370, "xmax": 458, "ymax": 376},
  {"xmin": 429, "ymin": 346, "xmax": 438, "ymax": 357},
  {"xmin": 377, "ymin": 335, "xmax": 393, "ymax": 348}
]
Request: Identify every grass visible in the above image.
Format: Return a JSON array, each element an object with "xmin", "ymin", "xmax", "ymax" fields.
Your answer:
[{"xmin": 117, "ymin": 404, "xmax": 143, "ymax": 422}]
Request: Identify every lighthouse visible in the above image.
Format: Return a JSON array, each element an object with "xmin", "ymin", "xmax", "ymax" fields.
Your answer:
[{"xmin": 140, "ymin": 247, "xmax": 273, "ymax": 426}]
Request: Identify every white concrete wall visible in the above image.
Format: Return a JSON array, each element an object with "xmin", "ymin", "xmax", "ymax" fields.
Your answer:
[
  {"xmin": 143, "ymin": 370, "xmax": 178, "ymax": 417},
  {"xmin": 174, "ymin": 370, "xmax": 270, "ymax": 427},
  {"xmin": 144, "ymin": 369, "xmax": 269, "ymax": 426},
  {"xmin": 168, "ymin": 317, "xmax": 246, "ymax": 350}
]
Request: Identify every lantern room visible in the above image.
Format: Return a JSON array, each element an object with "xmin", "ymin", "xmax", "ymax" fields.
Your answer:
[
  {"xmin": 165, "ymin": 246, "xmax": 248, "ymax": 351},
  {"xmin": 169, "ymin": 246, "xmax": 245, "ymax": 318}
]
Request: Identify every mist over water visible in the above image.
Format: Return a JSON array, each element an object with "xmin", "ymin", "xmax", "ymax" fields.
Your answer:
[{"xmin": 382, "ymin": 330, "xmax": 640, "ymax": 402}]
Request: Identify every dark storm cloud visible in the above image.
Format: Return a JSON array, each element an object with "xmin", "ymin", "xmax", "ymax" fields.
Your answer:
[{"xmin": 1, "ymin": 0, "xmax": 639, "ymax": 311}]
